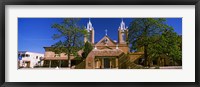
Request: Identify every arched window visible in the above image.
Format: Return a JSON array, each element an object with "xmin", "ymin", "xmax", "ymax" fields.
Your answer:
[{"xmin": 122, "ymin": 33, "xmax": 126, "ymax": 42}]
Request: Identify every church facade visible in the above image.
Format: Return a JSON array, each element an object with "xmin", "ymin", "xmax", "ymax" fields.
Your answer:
[{"xmin": 84, "ymin": 19, "xmax": 129, "ymax": 69}]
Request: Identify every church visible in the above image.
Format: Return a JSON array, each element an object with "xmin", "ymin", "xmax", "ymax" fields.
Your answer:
[
  {"xmin": 43, "ymin": 19, "xmax": 144, "ymax": 69},
  {"xmin": 84, "ymin": 19, "xmax": 129, "ymax": 69}
]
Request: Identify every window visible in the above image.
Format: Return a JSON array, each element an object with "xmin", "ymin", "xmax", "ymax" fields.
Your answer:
[
  {"xmin": 104, "ymin": 38, "xmax": 108, "ymax": 44},
  {"xmin": 21, "ymin": 54, "xmax": 25, "ymax": 57},
  {"xmin": 21, "ymin": 54, "xmax": 30, "ymax": 57},
  {"xmin": 55, "ymin": 54, "xmax": 60, "ymax": 57},
  {"xmin": 25, "ymin": 54, "xmax": 30, "ymax": 57},
  {"xmin": 122, "ymin": 33, "xmax": 126, "ymax": 42}
]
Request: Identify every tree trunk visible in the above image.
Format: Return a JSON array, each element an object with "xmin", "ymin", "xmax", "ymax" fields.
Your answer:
[
  {"xmin": 144, "ymin": 45, "xmax": 148, "ymax": 67},
  {"xmin": 148, "ymin": 57, "xmax": 151, "ymax": 67},
  {"xmin": 40, "ymin": 60, "xmax": 42, "ymax": 67},
  {"xmin": 143, "ymin": 23, "xmax": 149, "ymax": 68},
  {"xmin": 157, "ymin": 57, "xmax": 160, "ymax": 66},
  {"xmin": 173, "ymin": 58, "xmax": 175, "ymax": 66},
  {"xmin": 161, "ymin": 58, "xmax": 165, "ymax": 66},
  {"xmin": 59, "ymin": 60, "xmax": 61, "ymax": 68},
  {"xmin": 68, "ymin": 53, "xmax": 71, "ymax": 68}
]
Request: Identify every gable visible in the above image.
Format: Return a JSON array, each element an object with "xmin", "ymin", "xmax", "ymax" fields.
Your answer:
[{"xmin": 95, "ymin": 36, "xmax": 117, "ymax": 47}]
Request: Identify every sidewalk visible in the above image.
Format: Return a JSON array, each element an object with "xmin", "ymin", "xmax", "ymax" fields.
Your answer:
[{"xmin": 149, "ymin": 66, "xmax": 182, "ymax": 69}]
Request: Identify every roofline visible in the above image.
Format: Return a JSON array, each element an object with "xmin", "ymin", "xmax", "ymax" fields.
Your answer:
[
  {"xmin": 18, "ymin": 51, "xmax": 44, "ymax": 54},
  {"xmin": 95, "ymin": 35, "xmax": 117, "ymax": 45}
]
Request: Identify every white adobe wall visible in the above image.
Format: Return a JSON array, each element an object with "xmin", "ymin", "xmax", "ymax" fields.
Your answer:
[{"xmin": 21, "ymin": 52, "xmax": 44, "ymax": 68}]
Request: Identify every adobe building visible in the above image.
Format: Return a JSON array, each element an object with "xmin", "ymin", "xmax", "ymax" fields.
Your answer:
[
  {"xmin": 43, "ymin": 19, "xmax": 144, "ymax": 69},
  {"xmin": 18, "ymin": 51, "xmax": 44, "ymax": 68},
  {"xmin": 43, "ymin": 47, "xmax": 83, "ymax": 68}
]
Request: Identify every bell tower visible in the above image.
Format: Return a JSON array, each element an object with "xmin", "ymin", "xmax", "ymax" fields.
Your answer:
[
  {"xmin": 118, "ymin": 18, "xmax": 128, "ymax": 44},
  {"xmin": 84, "ymin": 18, "xmax": 95, "ymax": 44}
]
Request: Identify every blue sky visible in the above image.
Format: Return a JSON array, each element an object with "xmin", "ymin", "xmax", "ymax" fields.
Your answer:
[{"xmin": 18, "ymin": 18, "xmax": 182, "ymax": 53}]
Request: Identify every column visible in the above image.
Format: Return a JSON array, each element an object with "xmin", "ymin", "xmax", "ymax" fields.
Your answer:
[
  {"xmin": 97, "ymin": 59, "xmax": 100, "ymax": 69},
  {"xmin": 99, "ymin": 59, "xmax": 102, "ymax": 69},
  {"xmin": 110, "ymin": 58, "xmax": 112, "ymax": 68},
  {"xmin": 116, "ymin": 58, "xmax": 118, "ymax": 68},
  {"xmin": 102, "ymin": 58, "xmax": 104, "ymax": 69},
  {"xmin": 95, "ymin": 59, "xmax": 98, "ymax": 68},
  {"xmin": 112, "ymin": 58, "xmax": 116, "ymax": 68},
  {"xmin": 49, "ymin": 60, "xmax": 51, "ymax": 68}
]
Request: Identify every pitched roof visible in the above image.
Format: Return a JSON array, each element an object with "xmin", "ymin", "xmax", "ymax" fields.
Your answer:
[{"xmin": 95, "ymin": 35, "xmax": 117, "ymax": 47}]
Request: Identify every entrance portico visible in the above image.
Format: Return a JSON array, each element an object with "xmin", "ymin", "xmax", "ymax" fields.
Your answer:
[{"xmin": 95, "ymin": 57, "xmax": 118, "ymax": 69}]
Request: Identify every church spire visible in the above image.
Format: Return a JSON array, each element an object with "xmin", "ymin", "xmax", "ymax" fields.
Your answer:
[
  {"xmin": 87, "ymin": 18, "xmax": 93, "ymax": 32},
  {"xmin": 118, "ymin": 18, "xmax": 128, "ymax": 44},
  {"xmin": 119, "ymin": 18, "xmax": 126, "ymax": 31},
  {"xmin": 85, "ymin": 18, "xmax": 95, "ymax": 44}
]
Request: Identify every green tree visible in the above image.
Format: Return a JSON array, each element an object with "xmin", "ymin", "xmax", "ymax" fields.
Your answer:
[
  {"xmin": 163, "ymin": 28, "xmax": 181, "ymax": 65},
  {"xmin": 82, "ymin": 41, "xmax": 93, "ymax": 59},
  {"xmin": 128, "ymin": 18, "xmax": 176, "ymax": 67},
  {"xmin": 148, "ymin": 27, "xmax": 181, "ymax": 66},
  {"xmin": 51, "ymin": 18, "xmax": 87, "ymax": 68}
]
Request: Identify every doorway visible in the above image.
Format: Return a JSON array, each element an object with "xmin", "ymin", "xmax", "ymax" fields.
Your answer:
[{"xmin": 104, "ymin": 58, "xmax": 110, "ymax": 68}]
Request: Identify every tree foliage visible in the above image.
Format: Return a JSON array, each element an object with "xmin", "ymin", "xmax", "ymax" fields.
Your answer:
[
  {"xmin": 82, "ymin": 41, "xmax": 93, "ymax": 59},
  {"xmin": 51, "ymin": 18, "xmax": 88, "ymax": 68},
  {"xmin": 128, "ymin": 18, "xmax": 182, "ymax": 67},
  {"xmin": 148, "ymin": 27, "xmax": 182, "ymax": 66}
]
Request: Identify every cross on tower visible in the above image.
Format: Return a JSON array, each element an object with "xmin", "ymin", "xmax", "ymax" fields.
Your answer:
[{"xmin": 105, "ymin": 29, "xmax": 107, "ymax": 36}]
